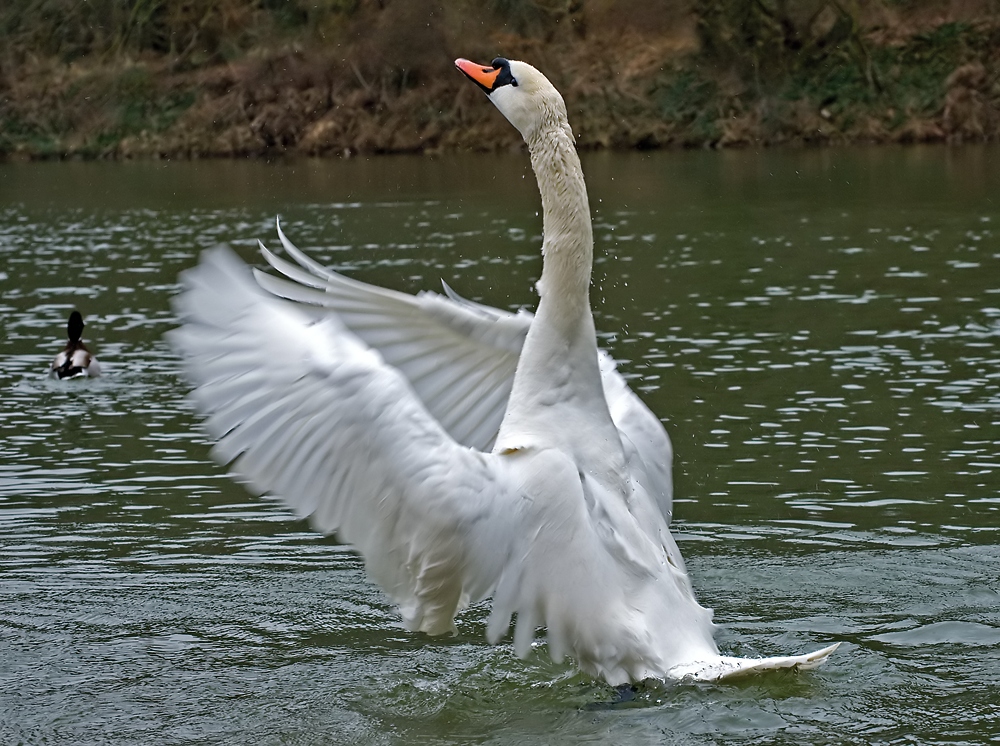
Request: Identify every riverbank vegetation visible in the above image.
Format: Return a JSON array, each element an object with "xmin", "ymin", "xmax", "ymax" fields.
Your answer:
[{"xmin": 1, "ymin": 0, "xmax": 998, "ymax": 159}]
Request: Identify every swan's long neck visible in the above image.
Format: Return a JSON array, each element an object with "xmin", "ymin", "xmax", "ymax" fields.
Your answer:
[
  {"xmin": 495, "ymin": 117, "xmax": 623, "ymax": 476},
  {"xmin": 528, "ymin": 123, "xmax": 593, "ymax": 323}
]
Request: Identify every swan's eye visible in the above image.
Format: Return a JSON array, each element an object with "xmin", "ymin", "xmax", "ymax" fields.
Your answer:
[{"xmin": 490, "ymin": 57, "xmax": 519, "ymax": 88}]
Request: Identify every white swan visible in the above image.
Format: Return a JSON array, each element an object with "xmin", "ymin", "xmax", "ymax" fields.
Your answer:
[
  {"xmin": 170, "ymin": 57, "xmax": 838, "ymax": 684},
  {"xmin": 51, "ymin": 310, "xmax": 101, "ymax": 379}
]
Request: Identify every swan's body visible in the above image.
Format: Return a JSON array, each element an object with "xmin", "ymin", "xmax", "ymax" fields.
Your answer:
[
  {"xmin": 51, "ymin": 310, "xmax": 101, "ymax": 379},
  {"xmin": 170, "ymin": 58, "xmax": 837, "ymax": 684}
]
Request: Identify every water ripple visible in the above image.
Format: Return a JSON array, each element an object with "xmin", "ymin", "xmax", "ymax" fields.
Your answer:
[{"xmin": 1, "ymin": 152, "xmax": 999, "ymax": 744}]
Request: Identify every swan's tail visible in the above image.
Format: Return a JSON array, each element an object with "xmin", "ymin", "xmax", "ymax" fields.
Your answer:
[{"xmin": 668, "ymin": 642, "xmax": 841, "ymax": 682}]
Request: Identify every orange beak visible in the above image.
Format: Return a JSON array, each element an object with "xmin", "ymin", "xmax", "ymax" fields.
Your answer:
[{"xmin": 455, "ymin": 58, "xmax": 501, "ymax": 93}]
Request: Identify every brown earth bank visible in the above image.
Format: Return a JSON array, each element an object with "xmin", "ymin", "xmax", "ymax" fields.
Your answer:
[{"xmin": 1, "ymin": 0, "xmax": 999, "ymax": 160}]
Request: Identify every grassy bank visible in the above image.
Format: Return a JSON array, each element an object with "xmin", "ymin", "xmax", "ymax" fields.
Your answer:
[{"xmin": 1, "ymin": 0, "xmax": 998, "ymax": 159}]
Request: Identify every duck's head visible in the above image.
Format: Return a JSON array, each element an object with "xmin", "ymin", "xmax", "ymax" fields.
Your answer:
[
  {"xmin": 455, "ymin": 57, "xmax": 567, "ymax": 142},
  {"xmin": 68, "ymin": 310, "xmax": 85, "ymax": 343}
]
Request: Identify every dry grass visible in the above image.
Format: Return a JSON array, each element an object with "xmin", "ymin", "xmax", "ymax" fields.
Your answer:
[{"xmin": 0, "ymin": 0, "xmax": 998, "ymax": 159}]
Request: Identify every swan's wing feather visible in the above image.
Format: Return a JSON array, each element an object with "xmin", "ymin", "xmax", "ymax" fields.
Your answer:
[
  {"xmin": 599, "ymin": 352, "xmax": 674, "ymax": 521},
  {"xmin": 258, "ymin": 227, "xmax": 530, "ymax": 452},
  {"xmin": 262, "ymin": 224, "xmax": 673, "ymax": 517},
  {"xmin": 670, "ymin": 643, "xmax": 842, "ymax": 681},
  {"xmin": 170, "ymin": 247, "xmax": 519, "ymax": 635},
  {"xmin": 430, "ymin": 284, "xmax": 675, "ymax": 507}
]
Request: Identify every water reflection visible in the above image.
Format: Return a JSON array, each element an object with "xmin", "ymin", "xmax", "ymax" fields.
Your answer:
[{"xmin": 0, "ymin": 147, "xmax": 998, "ymax": 744}]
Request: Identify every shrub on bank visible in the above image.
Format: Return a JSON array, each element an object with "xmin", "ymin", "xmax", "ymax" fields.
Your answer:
[{"xmin": 0, "ymin": 0, "xmax": 997, "ymax": 159}]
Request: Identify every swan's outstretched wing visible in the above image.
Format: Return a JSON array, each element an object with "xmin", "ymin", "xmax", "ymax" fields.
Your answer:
[
  {"xmin": 253, "ymin": 221, "xmax": 528, "ymax": 453},
  {"xmin": 169, "ymin": 247, "xmax": 518, "ymax": 635},
  {"xmin": 256, "ymin": 222, "xmax": 674, "ymax": 519},
  {"xmin": 599, "ymin": 353, "xmax": 675, "ymax": 522}
]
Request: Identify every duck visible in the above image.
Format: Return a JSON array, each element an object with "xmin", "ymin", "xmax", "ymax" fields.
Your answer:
[
  {"xmin": 51, "ymin": 310, "xmax": 102, "ymax": 379},
  {"xmin": 170, "ymin": 57, "xmax": 838, "ymax": 684}
]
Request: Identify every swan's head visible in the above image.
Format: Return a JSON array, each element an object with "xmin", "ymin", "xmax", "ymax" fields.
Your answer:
[{"xmin": 455, "ymin": 57, "xmax": 568, "ymax": 142}]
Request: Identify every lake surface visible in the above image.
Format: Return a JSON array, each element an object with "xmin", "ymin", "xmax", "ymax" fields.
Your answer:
[{"xmin": 1, "ymin": 146, "xmax": 999, "ymax": 745}]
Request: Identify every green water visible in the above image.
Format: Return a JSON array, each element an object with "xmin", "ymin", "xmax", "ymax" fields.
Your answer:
[{"xmin": 1, "ymin": 146, "xmax": 999, "ymax": 744}]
